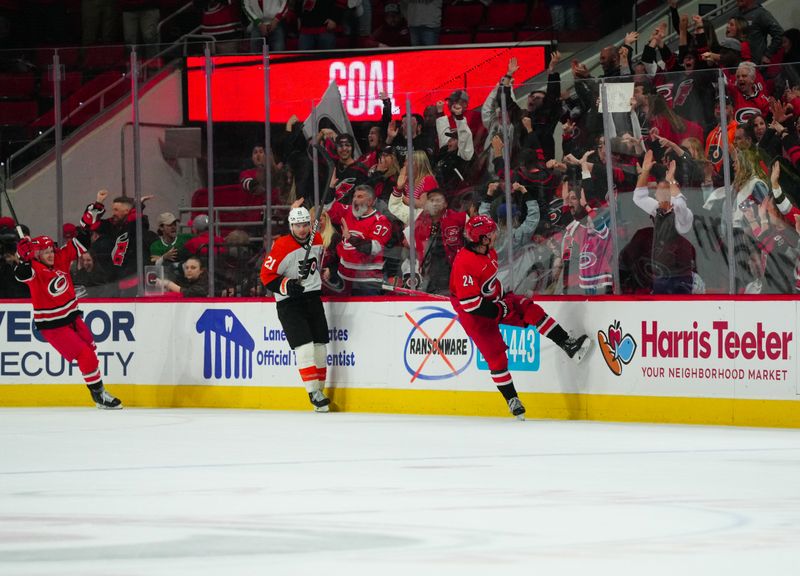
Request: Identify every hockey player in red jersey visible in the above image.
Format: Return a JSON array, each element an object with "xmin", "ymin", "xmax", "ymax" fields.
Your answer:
[
  {"xmin": 260, "ymin": 202, "xmax": 331, "ymax": 412},
  {"xmin": 450, "ymin": 215, "xmax": 591, "ymax": 420},
  {"xmin": 13, "ymin": 200, "xmax": 122, "ymax": 409}
]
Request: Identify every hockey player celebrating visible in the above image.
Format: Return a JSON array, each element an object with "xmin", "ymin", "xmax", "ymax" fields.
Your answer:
[
  {"xmin": 450, "ymin": 215, "xmax": 591, "ymax": 420},
  {"xmin": 14, "ymin": 194, "xmax": 123, "ymax": 409},
  {"xmin": 260, "ymin": 201, "xmax": 331, "ymax": 412}
]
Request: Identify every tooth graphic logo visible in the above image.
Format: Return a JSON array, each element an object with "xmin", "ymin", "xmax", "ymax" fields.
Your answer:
[
  {"xmin": 196, "ymin": 309, "xmax": 255, "ymax": 380},
  {"xmin": 597, "ymin": 320, "xmax": 637, "ymax": 376}
]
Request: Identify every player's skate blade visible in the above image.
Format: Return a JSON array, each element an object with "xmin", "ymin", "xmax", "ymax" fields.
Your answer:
[
  {"xmin": 90, "ymin": 387, "xmax": 123, "ymax": 410},
  {"xmin": 507, "ymin": 397, "xmax": 526, "ymax": 421},
  {"xmin": 563, "ymin": 334, "xmax": 592, "ymax": 364},
  {"xmin": 309, "ymin": 390, "xmax": 331, "ymax": 413}
]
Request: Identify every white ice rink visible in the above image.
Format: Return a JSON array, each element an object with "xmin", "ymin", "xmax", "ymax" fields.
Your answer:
[{"xmin": 1, "ymin": 408, "xmax": 800, "ymax": 576}]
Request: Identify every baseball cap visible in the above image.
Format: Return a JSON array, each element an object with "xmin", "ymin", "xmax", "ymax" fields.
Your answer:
[
  {"xmin": 158, "ymin": 212, "xmax": 179, "ymax": 227},
  {"xmin": 719, "ymin": 38, "xmax": 742, "ymax": 53},
  {"xmin": 0, "ymin": 216, "xmax": 14, "ymax": 229},
  {"xmin": 384, "ymin": 2, "xmax": 399, "ymax": 13},
  {"xmin": 62, "ymin": 223, "xmax": 77, "ymax": 237},
  {"xmin": 448, "ymin": 89, "xmax": 469, "ymax": 105}
]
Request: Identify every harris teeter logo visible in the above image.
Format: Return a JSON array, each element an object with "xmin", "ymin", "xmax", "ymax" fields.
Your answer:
[{"xmin": 598, "ymin": 320, "xmax": 637, "ymax": 376}]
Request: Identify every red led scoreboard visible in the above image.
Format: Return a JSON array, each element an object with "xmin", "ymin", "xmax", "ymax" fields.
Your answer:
[{"xmin": 186, "ymin": 45, "xmax": 548, "ymax": 123}]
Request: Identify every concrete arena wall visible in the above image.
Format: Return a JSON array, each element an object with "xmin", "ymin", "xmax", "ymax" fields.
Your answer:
[{"xmin": 0, "ymin": 296, "xmax": 798, "ymax": 428}]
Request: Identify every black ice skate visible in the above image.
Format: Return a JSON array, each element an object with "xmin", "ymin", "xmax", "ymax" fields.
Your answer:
[
  {"xmin": 90, "ymin": 386, "xmax": 123, "ymax": 410},
  {"xmin": 507, "ymin": 397, "xmax": 526, "ymax": 421},
  {"xmin": 562, "ymin": 334, "xmax": 592, "ymax": 364},
  {"xmin": 309, "ymin": 390, "xmax": 331, "ymax": 413}
]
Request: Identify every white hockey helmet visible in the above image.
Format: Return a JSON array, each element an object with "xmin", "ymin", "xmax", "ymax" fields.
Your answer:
[{"xmin": 288, "ymin": 207, "xmax": 311, "ymax": 225}]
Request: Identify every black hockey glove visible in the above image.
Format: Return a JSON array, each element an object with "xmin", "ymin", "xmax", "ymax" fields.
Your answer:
[
  {"xmin": 285, "ymin": 278, "xmax": 305, "ymax": 297},
  {"xmin": 348, "ymin": 235, "xmax": 372, "ymax": 255},
  {"xmin": 496, "ymin": 299, "xmax": 511, "ymax": 322}
]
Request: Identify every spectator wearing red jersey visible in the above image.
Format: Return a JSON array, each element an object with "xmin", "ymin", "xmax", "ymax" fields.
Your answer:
[
  {"xmin": 411, "ymin": 189, "xmax": 466, "ymax": 295},
  {"xmin": 327, "ymin": 184, "xmax": 392, "ymax": 295},
  {"xmin": 195, "ymin": 0, "xmax": 241, "ymax": 53},
  {"xmin": 730, "ymin": 61, "xmax": 772, "ymax": 125}
]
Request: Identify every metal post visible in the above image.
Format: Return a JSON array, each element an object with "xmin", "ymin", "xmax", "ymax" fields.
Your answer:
[
  {"xmin": 718, "ymin": 70, "xmax": 734, "ymax": 294},
  {"xmin": 205, "ymin": 44, "xmax": 216, "ymax": 297},
  {"xmin": 263, "ymin": 41, "xmax": 273, "ymax": 254},
  {"xmin": 131, "ymin": 48, "xmax": 145, "ymax": 296},
  {"xmin": 600, "ymin": 80, "xmax": 622, "ymax": 295},
  {"xmin": 312, "ymin": 101, "xmax": 319, "ymax": 209},
  {"xmin": 53, "ymin": 51, "xmax": 64, "ymax": 245},
  {"xmin": 499, "ymin": 89, "xmax": 514, "ymax": 288},
  {"xmin": 405, "ymin": 95, "xmax": 416, "ymax": 289}
]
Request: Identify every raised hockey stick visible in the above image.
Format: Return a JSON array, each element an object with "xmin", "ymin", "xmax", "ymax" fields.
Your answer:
[
  {"xmin": 381, "ymin": 283, "xmax": 449, "ymax": 301},
  {"xmin": 1, "ymin": 183, "xmax": 24, "ymax": 238},
  {"xmin": 300, "ymin": 143, "xmax": 336, "ymax": 280}
]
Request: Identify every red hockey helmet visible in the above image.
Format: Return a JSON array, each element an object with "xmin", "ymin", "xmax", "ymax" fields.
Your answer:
[
  {"xmin": 464, "ymin": 215, "xmax": 497, "ymax": 243},
  {"xmin": 31, "ymin": 236, "xmax": 56, "ymax": 253}
]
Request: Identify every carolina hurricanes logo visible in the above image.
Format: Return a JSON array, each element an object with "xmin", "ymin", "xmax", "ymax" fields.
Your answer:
[
  {"xmin": 336, "ymin": 178, "xmax": 357, "ymax": 200},
  {"xmin": 443, "ymin": 225, "xmax": 461, "ymax": 245},
  {"xmin": 656, "ymin": 84, "xmax": 673, "ymax": 102},
  {"xmin": 673, "ymin": 79, "xmax": 694, "ymax": 107},
  {"xmin": 579, "ymin": 251, "xmax": 598, "ymax": 270},
  {"xmin": 735, "ymin": 107, "xmax": 760, "ymax": 124},
  {"xmin": 48, "ymin": 272, "xmax": 70, "ymax": 297},
  {"xmin": 112, "ymin": 232, "xmax": 129, "ymax": 267}
]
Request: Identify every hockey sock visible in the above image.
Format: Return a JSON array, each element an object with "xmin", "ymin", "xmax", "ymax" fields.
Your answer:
[
  {"xmin": 295, "ymin": 342, "xmax": 317, "ymax": 393},
  {"xmin": 529, "ymin": 311, "xmax": 568, "ymax": 346},
  {"xmin": 313, "ymin": 343, "xmax": 327, "ymax": 389},
  {"xmin": 76, "ymin": 347, "xmax": 102, "ymax": 386},
  {"xmin": 491, "ymin": 370, "xmax": 518, "ymax": 401}
]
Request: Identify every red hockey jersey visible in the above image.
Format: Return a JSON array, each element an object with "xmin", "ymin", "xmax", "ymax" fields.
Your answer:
[
  {"xmin": 328, "ymin": 202, "xmax": 391, "ymax": 283},
  {"xmin": 16, "ymin": 238, "xmax": 87, "ymax": 329},
  {"xmin": 449, "ymin": 247, "xmax": 502, "ymax": 314}
]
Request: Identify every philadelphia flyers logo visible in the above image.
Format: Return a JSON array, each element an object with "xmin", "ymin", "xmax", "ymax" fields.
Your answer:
[
  {"xmin": 48, "ymin": 272, "xmax": 70, "ymax": 297},
  {"xmin": 708, "ymin": 143, "xmax": 723, "ymax": 165}
]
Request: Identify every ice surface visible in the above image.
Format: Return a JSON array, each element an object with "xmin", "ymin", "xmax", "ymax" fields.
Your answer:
[{"xmin": 1, "ymin": 408, "xmax": 800, "ymax": 575}]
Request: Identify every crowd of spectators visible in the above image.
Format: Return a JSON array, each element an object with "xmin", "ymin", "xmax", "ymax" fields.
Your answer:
[
  {"xmin": 0, "ymin": 0, "xmax": 631, "ymax": 54},
  {"xmin": 2, "ymin": 0, "xmax": 800, "ymax": 300}
]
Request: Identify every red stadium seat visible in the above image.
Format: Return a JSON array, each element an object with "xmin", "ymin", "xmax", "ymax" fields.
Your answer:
[
  {"xmin": 0, "ymin": 100, "xmax": 39, "ymax": 126},
  {"xmin": 191, "ymin": 185, "xmax": 265, "ymax": 236},
  {"xmin": 483, "ymin": 2, "xmax": 528, "ymax": 28},
  {"xmin": 82, "ymin": 45, "xmax": 127, "ymax": 71},
  {"xmin": 441, "ymin": 2, "xmax": 485, "ymax": 30},
  {"xmin": 474, "ymin": 30, "xmax": 516, "ymax": 44},
  {"xmin": 0, "ymin": 73, "xmax": 36, "ymax": 99},
  {"xmin": 528, "ymin": 2, "xmax": 553, "ymax": 29},
  {"xmin": 40, "ymin": 71, "xmax": 83, "ymax": 99},
  {"xmin": 439, "ymin": 30, "xmax": 473, "ymax": 45}
]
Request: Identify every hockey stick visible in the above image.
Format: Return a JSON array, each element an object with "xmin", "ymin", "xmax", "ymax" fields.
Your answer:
[
  {"xmin": 381, "ymin": 283, "xmax": 450, "ymax": 301},
  {"xmin": 1, "ymin": 183, "xmax": 24, "ymax": 238},
  {"xmin": 300, "ymin": 143, "xmax": 336, "ymax": 280}
]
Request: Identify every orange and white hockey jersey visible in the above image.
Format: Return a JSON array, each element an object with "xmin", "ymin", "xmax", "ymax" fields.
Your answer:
[{"xmin": 260, "ymin": 233, "xmax": 323, "ymax": 302}]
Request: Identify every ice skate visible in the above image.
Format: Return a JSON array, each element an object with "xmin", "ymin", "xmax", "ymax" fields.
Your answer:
[
  {"xmin": 90, "ymin": 386, "xmax": 122, "ymax": 410},
  {"xmin": 309, "ymin": 390, "xmax": 331, "ymax": 413},
  {"xmin": 562, "ymin": 334, "xmax": 592, "ymax": 364},
  {"xmin": 507, "ymin": 396, "xmax": 526, "ymax": 421}
]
